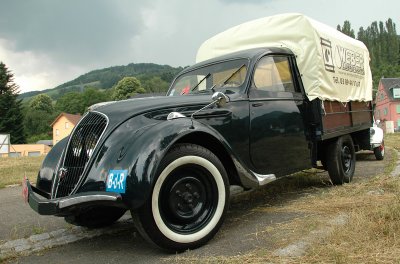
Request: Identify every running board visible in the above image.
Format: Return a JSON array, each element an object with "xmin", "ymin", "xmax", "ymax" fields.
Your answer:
[{"xmin": 252, "ymin": 172, "xmax": 277, "ymax": 186}]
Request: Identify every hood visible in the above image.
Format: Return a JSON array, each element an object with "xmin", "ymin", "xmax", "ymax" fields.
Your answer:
[{"xmin": 93, "ymin": 95, "xmax": 212, "ymax": 127}]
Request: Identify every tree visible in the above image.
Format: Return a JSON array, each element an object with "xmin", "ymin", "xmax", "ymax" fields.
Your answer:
[
  {"xmin": 82, "ymin": 86, "xmax": 110, "ymax": 107},
  {"xmin": 142, "ymin": 76, "xmax": 170, "ymax": 93},
  {"xmin": 385, "ymin": 18, "xmax": 399, "ymax": 65},
  {"xmin": 0, "ymin": 62, "xmax": 25, "ymax": 143},
  {"xmin": 26, "ymin": 133, "xmax": 52, "ymax": 144},
  {"xmin": 55, "ymin": 92, "xmax": 85, "ymax": 114},
  {"xmin": 337, "ymin": 21, "xmax": 355, "ymax": 38},
  {"xmin": 24, "ymin": 94, "xmax": 56, "ymax": 141},
  {"xmin": 354, "ymin": 18, "xmax": 400, "ymax": 87},
  {"xmin": 24, "ymin": 110, "xmax": 56, "ymax": 142},
  {"xmin": 29, "ymin": 94, "xmax": 54, "ymax": 113},
  {"xmin": 112, "ymin": 77, "xmax": 142, "ymax": 100}
]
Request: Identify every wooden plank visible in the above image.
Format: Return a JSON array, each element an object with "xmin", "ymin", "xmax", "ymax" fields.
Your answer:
[
  {"xmin": 351, "ymin": 101, "xmax": 372, "ymax": 126},
  {"xmin": 322, "ymin": 101, "xmax": 372, "ymax": 134}
]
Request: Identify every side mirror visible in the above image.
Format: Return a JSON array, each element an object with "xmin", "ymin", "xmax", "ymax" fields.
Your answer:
[{"xmin": 212, "ymin": 92, "xmax": 229, "ymax": 107}]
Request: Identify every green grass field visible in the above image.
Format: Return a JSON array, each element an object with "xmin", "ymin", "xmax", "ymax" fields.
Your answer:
[{"xmin": 0, "ymin": 156, "xmax": 45, "ymax": 188}]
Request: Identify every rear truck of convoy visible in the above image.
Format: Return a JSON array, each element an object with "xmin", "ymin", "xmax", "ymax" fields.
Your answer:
[{"xmin": 23, "ymin": 13, "xmax": 378, "ymax": 251}]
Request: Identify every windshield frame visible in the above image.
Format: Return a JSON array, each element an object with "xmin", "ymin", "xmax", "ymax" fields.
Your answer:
[{"xmin": 167, "ymin": 58, "xmax": 250, "ymax": 96}]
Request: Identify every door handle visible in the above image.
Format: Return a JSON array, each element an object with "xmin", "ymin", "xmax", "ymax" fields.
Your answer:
[{"xmin": 252, "ymin": 103, "xmax": 263, "ymax": 107}]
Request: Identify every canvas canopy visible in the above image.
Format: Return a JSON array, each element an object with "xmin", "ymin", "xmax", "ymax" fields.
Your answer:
[{"xmin": 196, "ymin": 13, "xmax": 373, "ymax": 102}]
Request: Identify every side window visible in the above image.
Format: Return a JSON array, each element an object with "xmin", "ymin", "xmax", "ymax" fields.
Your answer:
[
  {"xmin": 212, "ymin": 66, "xmax": 247, "ymax": 88},
  {"xmin": 252, "ymin": 56, "xmax": 295, "ymax": 96}
]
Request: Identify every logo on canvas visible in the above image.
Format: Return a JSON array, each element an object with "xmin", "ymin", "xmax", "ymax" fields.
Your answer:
[
  {"xmin": 320, "ymin": 38, "xmax": 335, "ymax": 73},
  {"xmin": 334, "ymin": 45, "xmax": 365, "ymax": 75},
  {"xmin": 320, "ymin": 37, "xmax": 365, "ymax": 76}
]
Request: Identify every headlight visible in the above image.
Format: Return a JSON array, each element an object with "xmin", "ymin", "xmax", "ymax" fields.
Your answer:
[
  {"xmin": 84, "ymin": 132, "xmax": 99, "ymax": 158},
  {"xmin": 69, "ymin": 128, "xmax": 98, "ymax": 158},
  {"xmin": 370, "ymin": 127, "xmax": 375, "ymax": 136}
]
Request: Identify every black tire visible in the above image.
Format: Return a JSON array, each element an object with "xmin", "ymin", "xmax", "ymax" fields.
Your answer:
[
  {"xmin": 132, "ymin": 143, "xmax": 229, "ymax": 252},
  {"xmin": 374, "ymin": 141, "xmax": 385, "ymax": 160},
  {"xmin": 325, "ymin": 135, "xmax": 355, "ymax": 185},
  {"xmin": 65, "ymin": 206, "xmax": 127, "ymax": 228}
]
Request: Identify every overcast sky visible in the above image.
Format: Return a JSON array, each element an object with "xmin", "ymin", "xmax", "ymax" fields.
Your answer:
[{"xmin": 1, "ymin": 0, "xmax": 399, "ymax": 93}]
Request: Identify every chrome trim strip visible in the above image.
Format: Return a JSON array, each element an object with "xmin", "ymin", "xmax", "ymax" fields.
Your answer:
[
  {"xmin": 251, "ymin": 171, "xmax": 277, "ymax": 186},
  {"xmin": 58, "ymin": 194, "xmax": 119, "ymax": 209},
  {"xmin": 51, "ymin": 148, "xmax": 65, "ymax": 199},
  {"xmin": 54, "ymin": 111, "xmax": 90, "ymax": 198},
  {"xmin": 69, "ymin": 110, "xmax": 110, "ymax": 195}
]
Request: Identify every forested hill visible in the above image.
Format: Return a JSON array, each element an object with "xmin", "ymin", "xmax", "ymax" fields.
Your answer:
[{"xmin": 19, "ymin": 63, "xmax": 184, "ymax": 100}]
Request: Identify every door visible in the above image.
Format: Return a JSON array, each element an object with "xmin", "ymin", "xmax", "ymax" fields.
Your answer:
[{"xmin": 249, "ymin": 55, "xmax": 310, "ymax": 176}]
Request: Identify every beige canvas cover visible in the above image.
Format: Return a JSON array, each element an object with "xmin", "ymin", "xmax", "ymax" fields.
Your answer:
[{"xmin": 196, "ymin": 13, "xmax": 372, "ymax": 102}]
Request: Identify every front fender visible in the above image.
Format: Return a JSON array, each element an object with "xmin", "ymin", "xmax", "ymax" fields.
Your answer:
[
  {"xmin": 36, "ymin": 137, "xmax": 69, "ymax": 195},
  {"xmin": 81, "ymin": 116, "xmax": 238, "ymax": 209}
]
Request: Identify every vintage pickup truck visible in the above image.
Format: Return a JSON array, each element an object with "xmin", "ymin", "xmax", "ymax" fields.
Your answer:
[{"xmin": 24, "ymin": 14, "xmax": 376, "ymax": 251}]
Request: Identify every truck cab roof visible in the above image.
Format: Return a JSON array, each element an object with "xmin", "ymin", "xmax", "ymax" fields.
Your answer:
[{"xmin": 183, "ymin": 47, "xmax": 294, "ymax": 74}]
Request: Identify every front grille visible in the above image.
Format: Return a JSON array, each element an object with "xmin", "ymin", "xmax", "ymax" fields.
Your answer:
[{"xmin": 55, "ymin": 112, "xmax": 108, "ymax": 198}]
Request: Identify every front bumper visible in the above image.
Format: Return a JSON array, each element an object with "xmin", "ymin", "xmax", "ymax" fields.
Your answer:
[
  {"xmin": 23, "ymin": 178, "xmax": 125, "ymax": 216},
  {"xmin": 371, "ymin": 142, "xmax": 382, "ymax": 149}
]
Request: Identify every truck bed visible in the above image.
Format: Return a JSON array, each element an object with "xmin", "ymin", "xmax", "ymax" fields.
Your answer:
[{"xmin": 321, "ymin": 101, "xmax": 373, "ymax": 140}]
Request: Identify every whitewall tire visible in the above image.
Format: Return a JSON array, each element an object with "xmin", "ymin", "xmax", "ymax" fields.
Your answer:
[{"xmin": 132, "ymin": 143, "xmax": 229, "ymax": 251}]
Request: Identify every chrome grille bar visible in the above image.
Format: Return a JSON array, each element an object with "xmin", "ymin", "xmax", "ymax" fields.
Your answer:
[{"xmin": 55, "ymin": 112, "xmax": 108, "ymax": 198}]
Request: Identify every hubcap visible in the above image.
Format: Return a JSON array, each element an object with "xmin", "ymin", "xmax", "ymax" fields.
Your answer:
[
  {"xmin": 159, "ymin": 165, "xmax": 218, "ymax": 234},
  {"xmin": 341, "ymin": 145, "xmax": 352, "ymax": 173},
  {"xmin": 168, "ymin": 177, "xmax": 205, "ymax": 221}
]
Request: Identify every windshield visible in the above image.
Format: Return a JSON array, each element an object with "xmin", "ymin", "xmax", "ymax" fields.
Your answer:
[{"xmin": 167, "ymin": 59, "xmax": 248, "ymax": 96}]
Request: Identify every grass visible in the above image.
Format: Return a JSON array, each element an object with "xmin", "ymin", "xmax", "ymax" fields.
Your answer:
[
  {"xmin": 0, "ymin": 156, "xmax": 45, "ymax": 188},
  {"xmin": 384, "ymin": 132, "xmax": 400, "ymax": 150}
]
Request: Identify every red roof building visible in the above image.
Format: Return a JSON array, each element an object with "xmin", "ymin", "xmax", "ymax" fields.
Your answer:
[{"xmin": 374, "ymin": 78, "xmax": 400, "ymax": 132}]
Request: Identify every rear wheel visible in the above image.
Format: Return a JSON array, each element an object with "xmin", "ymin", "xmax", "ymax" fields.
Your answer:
[
  {"xmin": 132, "ymin": 143, "xmax": 229, "ymax": 252},
  {"xmin": 325, "ymin": 135, "xmax": 355, "ymax": 185},
  {"xmin": 374, "ymin": 141, "xmax": 385, "ymax": 160}
]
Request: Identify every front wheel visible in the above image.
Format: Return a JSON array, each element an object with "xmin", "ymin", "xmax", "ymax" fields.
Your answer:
[
  {"xmin": 132, "ymin": 144, "xmax": 229, "ymax": 252},
  {"xmin": 325, "ymin": 135, "xmax": 355, "ymax": 185}
]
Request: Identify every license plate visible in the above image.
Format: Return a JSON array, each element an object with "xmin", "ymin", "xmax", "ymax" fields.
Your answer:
[{"xmin": 106, "ymin": 170, "xmax": 127, "ymax": 194}]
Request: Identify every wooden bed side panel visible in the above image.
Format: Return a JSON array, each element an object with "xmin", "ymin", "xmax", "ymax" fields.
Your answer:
[{"xmin": 322, "ymin": 101, "xmax": 372, "ymax": 134}]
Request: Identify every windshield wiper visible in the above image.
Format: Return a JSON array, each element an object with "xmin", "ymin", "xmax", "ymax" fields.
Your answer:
[
  {"xmin": 195, "ymin": 89, "xmax": 212, "ymax": 94},
  {"xmin": 191, "ymin": 73, "xmax": 211, "ymax": 92},
  {"xmin": 211, "ymin": 64, "xmax": 246, "ymax": 90}
]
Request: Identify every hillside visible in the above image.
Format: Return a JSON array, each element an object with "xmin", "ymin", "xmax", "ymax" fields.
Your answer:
[{"xmin": 19, "ymin": 63, "xmax": 184, "ymax": 101}]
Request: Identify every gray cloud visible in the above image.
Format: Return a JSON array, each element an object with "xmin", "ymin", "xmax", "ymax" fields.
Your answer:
[{"xmin": 0, "ymin": 0, "xmax": 148, "ymax": 66}]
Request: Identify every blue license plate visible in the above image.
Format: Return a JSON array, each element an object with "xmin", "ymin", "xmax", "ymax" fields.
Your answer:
[{"xmin": 106, "ymin": 170, "xmax": 127, "ymax": 193}]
